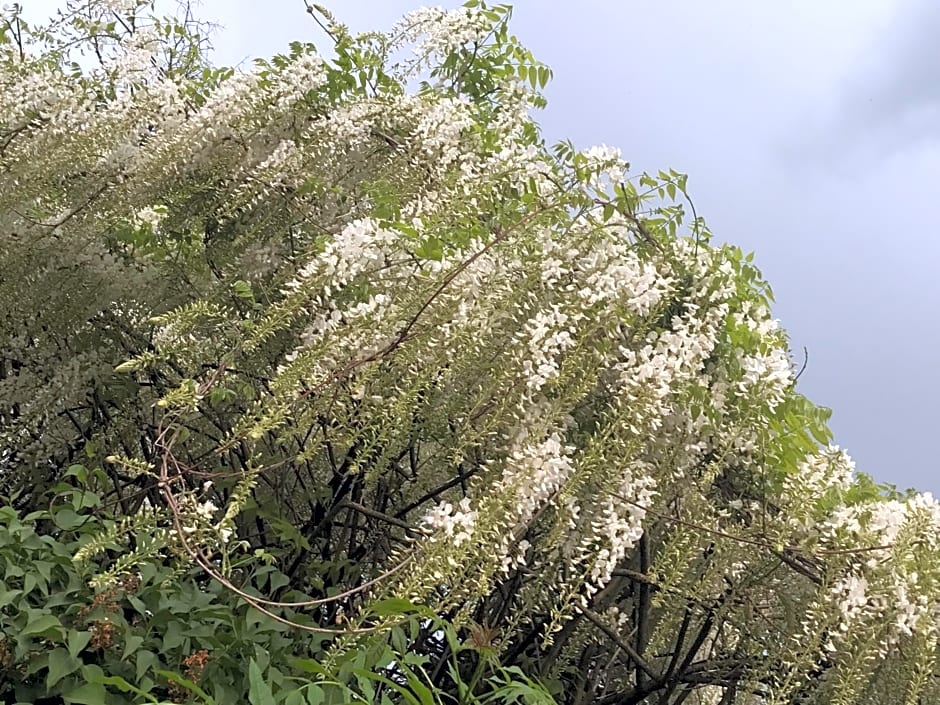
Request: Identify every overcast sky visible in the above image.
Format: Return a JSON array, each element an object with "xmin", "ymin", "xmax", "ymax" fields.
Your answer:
[{"xmin": 27, "ymin": 1, "xmax": 940, "ymax": 492}]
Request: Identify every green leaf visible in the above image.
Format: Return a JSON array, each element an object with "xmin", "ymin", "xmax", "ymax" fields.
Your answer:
[
  {"xmin": 22, "ymin": 613, "xmax": 64, "ymax": 639},
  {"xmin": 53, "ymin": 508, "xmax": 86, "ymax": 530},
  {"xmin": 63, "ymin": 682, "xmax": 108, "ymax": 705},
  {"xmin": 284, "ymin": 691, "xmax": 306, "ymax": 705},
  {"xmin": 67, "ymin": 629, "xmax": 92, "ymax": 658},
  {"xmin": 47, "ymin": 648, "xmax": 81, "ymax": 689},
  {"xmin": 163, "ymin": 620, "xmax": 186, "ymax": 650},
  {"xmin": 415, "ymin": 236, "xmax": 444, "ymax": 261},
  {"xmin": 70, "ymin": 490, "xmax": 100, "ymax": 510},
  {"xmin": 261, "ymin": 514, "xmax": 311, "ymax": 552},
  {"xmin": 401, "ymin": 665, "xmax": 436, "ymax": 705},
  {"xmin": 290, "ymin": 658, "xmax": 328, "ymax": 676},
  {"xmin": 233, "ymin": 279, "xmax": 255, "ymax": 302},
  {"xmin": 65, "ymin": 464, "xmax": 88, "ymax": 482},
  {"xmin": 248, "ymin": 658, "xmax": 276, "ymax": 705},
  {"xmin": 537, "ymin": 66, "xmax": 550, "ymax": 89},
  {"xmin": 304, "ymin": 685, "xmax": 325, "ymax": 705},
  {"xmin": 87, "ymin": 673, "xmax": 159, "ymax": 702},
  {"xmin": 0, "ymin": 587, "xmax": 22, "ymax": 605},
  {"xmin": 137, "ymin": 650, "xmax": 161, "ymax": 681},
  {"xmin": 114, "ymin": 359, "xmax": 141, "ymax": 373},
  {"xmin": 25, "ymin": 650, "xmax": 49, "ymax": 678},
  {"xmin": 351, "ymin": 669, "xmax": 420, "ymax": 705},
  {"xmin": 368, "ymin": 597, "xmax": 425, "ymax": 617},
  {"xmin": 124, "ymin": 633, "xmax": 145, "ymax": 659}
]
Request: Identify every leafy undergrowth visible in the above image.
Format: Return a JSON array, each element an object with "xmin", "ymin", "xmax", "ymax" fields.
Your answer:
[{"xmin": 0, "ymin": 482, "xmax": 554, "ymax": 705}]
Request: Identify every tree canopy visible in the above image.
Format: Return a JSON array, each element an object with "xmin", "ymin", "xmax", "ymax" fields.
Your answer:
[{"xmin": 1, "ymin": 2, "xmax": 938, "ymax": 704}]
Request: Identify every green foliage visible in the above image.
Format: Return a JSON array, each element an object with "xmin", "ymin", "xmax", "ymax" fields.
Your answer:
[{"xmin": 0, "ymin": 499, "xmax": 552, "ymax": 704}]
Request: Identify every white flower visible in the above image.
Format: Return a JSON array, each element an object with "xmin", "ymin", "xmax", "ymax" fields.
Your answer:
[
  {"xmin": 397, "ymin": 6, "xmax": 492, "ymax": 61},
  {"xmin": 830, "ymin": 573, "xmax": 870, "ymax": 634},
  {"xmin": 521, "ymin": 307, "xmax": 576, "ymax": 393},
  {"xmin": 736, "ymin": 347, "xmax": 792, "ymax": 411},
  {"xmin": 100, "ymin": 0, "xmax": 140, "ymax": 13},
  {"xmin": 195, "ymin": 500, "xmax": 219, "ymax": 521},
  {"xmin": 412, "ymin": 96, "xmax": 474, "ymax": 167},
  {"xmin": 422, "ymin": 497, "xmax": 478, "ymax": 546},
  {"xmin": 135, "ymin": 205, "xmax": 166, "ymax": 230},
  {"xmin": 582, "ymin": 144, "xmax": 626, "ymax": 184}
]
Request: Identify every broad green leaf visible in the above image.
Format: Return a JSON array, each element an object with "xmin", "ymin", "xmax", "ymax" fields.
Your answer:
[
  {"xmin": 52, "ymin": 508, "xmax": 85, "ymax": 531},
  {"xmin": 304, "ymin": 685, "xmax": 325, "ymax": 705},
  {"xmin": 22, "ymin": 613, "xmax": 64, "ymax": 638},
  {"xmin": 402, "ymin": 665, "xmax": 436, "ymax": 705},
  {"xmin": 290, "ymin": 658, "xmax": 332, "ymax": 677},
  {"xmin": 248, "ymin": 658, "xmax": 276, "ymax": 705},
  {"xmin": 47, "ymin": 648, "xmax": 81, "ymax": 688},
  {"xmin": 65, "ymin": 464, "xmax": 88, "ymax": 481},
  {"xmin": 67, "ymin": 629, "xmax": 92, "ymax": 658},
  {"xmin": 284, "ymin": 690, "xmax": 306, "ymax": 705},
  {"xmin": 63, "ymin": 682, "xmax": 108, "ymax": 705},
  {"xmin": 124, "ymin": 633, "xmax": 145, "ymax": 659},
  {"xmin": 87, "ymin": 673, "xmax": 159, "ymax": 702},
  {"xmin": 137, "ymin": 650, "xmax": 162, "ymax": 681}
]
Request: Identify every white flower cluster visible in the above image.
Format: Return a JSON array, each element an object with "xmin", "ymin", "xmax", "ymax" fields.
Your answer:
[
  {"xmin": 397, "ymin": 6, "xmax": 492, "ymax": 63},
  {"xmin": 573, "ymin": 233, "xmax": 671, "ymax": 314},
  {"xmin": 731, "ymin": 301, "xmax": 779, "ymax": 336},
  {"xmin": 783, "ymin": 446, "xmax": 855, "ymax": 523},
  {"xmin": 317, "ymin": 100, "xmax": 383, "ymax": 146},
  {"xmin": 521, "ymin": 307, "xmax": 577, "ymax": 393},
  {"xmin": 829, "ymin": 573, "xmax": 869, "ymax": 631},
  {"xmin": 581, "ymin": 144, "xmax": 627, "ymax": 187},
  {"xmin": 99, "ymin": 0, "xmax": 140, "ymax": 12},
  {"xmin": 412, "ymin": 96, "xmax": 475, "ymax": 167},
  {"xmin": 115, "ymin": 28, "xmax": 162, "ymax": 77},
  {"xmin": 585, "ymin": 468, "xmax": 656, "ymax": 595},
  {"xmin": 172, "ymin": 496, "xmax": 231, "ymax": 544},
  {"xmin": 735, "ymin": 346, "xmax": 793, "ymax": 412},
  {"xmin": 253, "ymin": 139, "xmax": 299, "ymax": 186},
  {"xmin": 499, "ymin": 432, "xmax": 576, "ymax": 529},
  {"xmin": 422, "ymin": 497, "xmax": 477, "ymax": 546},
  {"xmin": 817, "ymin": 491, "xmax": 940, "ymax": 648},
  {"xmin": 194, "ymin": 499, "xmax": 219, "ymax": 521},
  {"xmin": 824, "ymin": 497, "xmax": 914, "ymax": 549},
  {"xmin": 279, "ymin": 218, "xmax": 401, "ymax": 365},
  {"xmin": 459, "ymin": 140, "xmax": 555, "ymax": 200},
  {"xmin": 283, "ymin": 293, "xmax": 394, "ymax": 376},
  {"xmin": 290, "ymin": 218, "xmax": 397, "ymax": 291},
  {"xmin": 617, "ymin": 298, "xmax": 730, "ymax": 432},
  {"xmin": 890, "ymin": 575, "xmax": 931, "ymax": 639},
  {"xmin": 2, "ymin": 64, "xmax": 75, "ymax": 125},
  {"xmin": 273, "ymin": 53, "xmax": 326, "ymax": 111},
  {"xmin": 134, "ymin": 204, "xmax": 167, "ymax": 230}
]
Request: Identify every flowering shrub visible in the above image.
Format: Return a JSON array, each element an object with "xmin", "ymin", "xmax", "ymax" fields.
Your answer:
[{"xmin": 2, "ymin": 2, "xmax": 939, "ymax": 704}]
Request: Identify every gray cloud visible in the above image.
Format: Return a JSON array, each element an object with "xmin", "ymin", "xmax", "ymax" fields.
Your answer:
[{"xmin": 814, "ymin": 0, "xmax": 940, "ymax": 157}]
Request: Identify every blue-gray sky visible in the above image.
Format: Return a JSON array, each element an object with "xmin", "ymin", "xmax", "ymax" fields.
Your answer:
[{"xmin": 27, "ymin": 1, "xmax": 940, "ymax": 492}]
